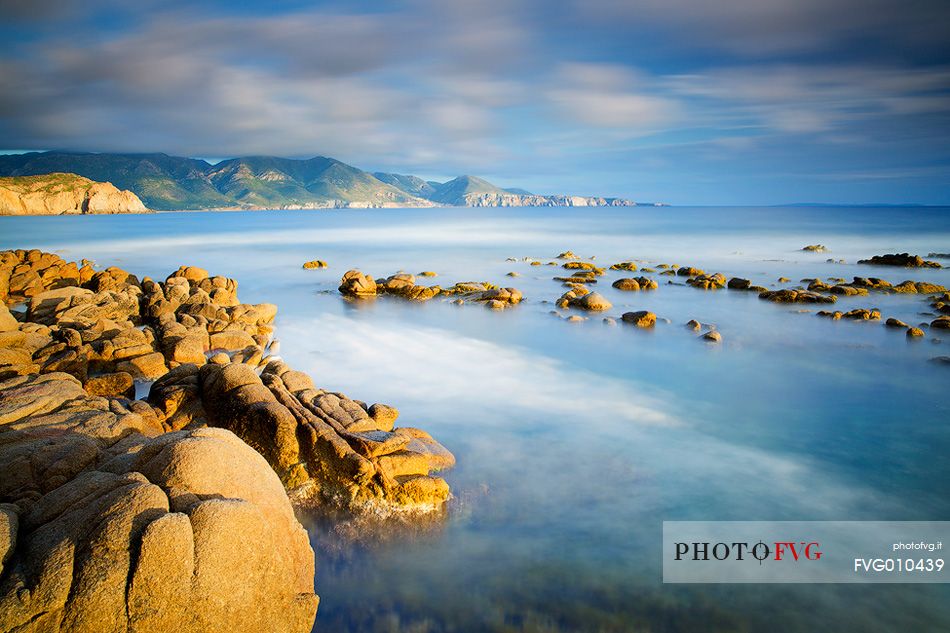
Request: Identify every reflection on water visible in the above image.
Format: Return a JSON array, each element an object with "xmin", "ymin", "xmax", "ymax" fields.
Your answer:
[{"xmin": 2, "ymin": 206, "xmax": 949, "ymax": 632}]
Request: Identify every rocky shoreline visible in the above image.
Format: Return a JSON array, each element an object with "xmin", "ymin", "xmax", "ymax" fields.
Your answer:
[{"xmin": 0, "ymin": 249, "xmax": 455, "ymax": 632}]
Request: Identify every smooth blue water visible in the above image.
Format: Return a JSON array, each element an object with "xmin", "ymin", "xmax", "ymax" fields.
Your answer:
[{"xmin": 2, "ymin": 206, "xmax": 949, "ymax": 632}]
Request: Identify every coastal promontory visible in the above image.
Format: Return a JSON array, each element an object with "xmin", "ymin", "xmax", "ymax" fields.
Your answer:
[{"xmin": 0, "ymin": 173, "xmax": 148, "ymax": 216}]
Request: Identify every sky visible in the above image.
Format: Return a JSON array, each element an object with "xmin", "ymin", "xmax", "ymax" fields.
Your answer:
[{"xmin": 1, "ymin": 0, "xmax": 949, "ymax": 205}]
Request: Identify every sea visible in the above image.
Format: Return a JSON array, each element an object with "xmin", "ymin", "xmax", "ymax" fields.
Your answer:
[{"xmin": 2, "ymin": 205, "xmax": 949, "ymax": 632}]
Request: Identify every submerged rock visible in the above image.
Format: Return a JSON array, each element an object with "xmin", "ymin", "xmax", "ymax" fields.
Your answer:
[{"xmin": 701, "ymin": 330, "xmax": 722, "ymax": 343}]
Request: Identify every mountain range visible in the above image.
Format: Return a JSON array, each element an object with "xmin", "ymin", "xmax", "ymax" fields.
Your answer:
[{"xmin": 0, "ymin": 151, "xmax": 635, "ymax": 210}]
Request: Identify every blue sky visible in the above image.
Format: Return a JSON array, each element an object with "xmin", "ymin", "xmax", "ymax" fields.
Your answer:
[{"xmin": 1, "ymin": 0, "xmax": 948, "ymax": 204}]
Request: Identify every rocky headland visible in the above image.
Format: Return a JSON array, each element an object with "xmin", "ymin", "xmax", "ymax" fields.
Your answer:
[
  {"xmin": 0, "ymin": 174, "xmax": 148, "ymax": 216},
  {"xmin": 0, "ymin": 249, "xmax": 455, "ymax": 632}
]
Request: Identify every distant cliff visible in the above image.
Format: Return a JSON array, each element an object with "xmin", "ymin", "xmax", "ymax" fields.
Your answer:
[
  {"xmin": 0, "ymin": 173, "xmax": 148, "ymax": 215},
  {"xmin": 0, "ymin": 152, "xmax": 638, "ymax": 211}
]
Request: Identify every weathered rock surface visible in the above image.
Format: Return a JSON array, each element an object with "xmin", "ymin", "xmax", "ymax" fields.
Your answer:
[
  {"xmin": 188, "ymin": 360, "xmax": 455, "ymax": 510},
  {"xmin": 0, "ymin": 425, "xmax": 318, "ymax": 633}
]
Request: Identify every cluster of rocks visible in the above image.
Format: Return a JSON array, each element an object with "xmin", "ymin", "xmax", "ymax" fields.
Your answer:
[
  {"xmin": 612, "ymin": 277, "xmax": 658, "ymax": 291},
  {"xmin": 0, "ymin": 251, "xmax": 321, "ymax": 631},
  {"xmin": 816, "ymin": 308, "xmax": 882, "ymax": 321},
  {"xmin": 930, "ymin": 293, "xmax": 950, "ymax": 316},
  {"xmin": 556, "ymin": 286, "xmax": 612, "ymax": 312},
  {"xmin": 758, "ymin": 289, "xmax": 838, "ymax": 304},
  {"xmin": 302, "ymin": 259, "xmax": 328, "ymax": 269},
  {"xmin": 807, "ymin": 276, "xmax": 946, "ymax": 295},
  {"xmin": 802, "ymin": 244, "xmax": 829, "ymax": 252},
  {"xmin": 339, "ymin": 270, "xmax": 522, "ymax": 310},
  {"xmin": 0, "ymin": 249, "xmax": 459, "ymax": 632},
  {"xmin": 857, "ymin": 253, "xmax": 942, "ymax": 268},
  {"xmin": 686, "ymin": 272, "xmax": 727, "ymax": 290}
]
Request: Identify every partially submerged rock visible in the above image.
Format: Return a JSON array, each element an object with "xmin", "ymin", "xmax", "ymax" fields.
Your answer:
[
  {"xmin": 621, "ymin": 311, "xmax": 657, "ymax": 328},
  {"xmin": 339, "ymin": 270, "xmax": 378, "ymax": 297},
  {"xmin": 303, "ymin": 259, "xmax": 328, "ymax": 269},
  {"xmin": 686, "ymin": 273, "xmax": 727, "ymax": 290},
  {"xmin": 555, "ymin": 286, "xmax": 612, "ymax": 311},
  {"xmin": 701, "ymin": 330, "xmax": 722, "ymax": 343},
  {"xmin": 759, "ymin": 289, "xmax": 837, "ymax": 304},
  {"xmin": 858, "ymin": 253, "xmax": 941, "ymax": 268},
  {"xmin": 677, "ymin": 266, "xmax": 704, "ymax": 277},
  {"xmin": 612, "ymin": 277, "xmax": 657, "ymax": 291},
  {"xmin": 609, "ymin": 262, "xmax": 638, "ymax": 271},
  {"xmin": 802, "ymin": 244, "xmax": 829, "ymax": 252}
]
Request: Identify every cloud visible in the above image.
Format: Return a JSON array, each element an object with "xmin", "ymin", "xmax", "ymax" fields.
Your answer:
[
  {"xmin": 573, "ymin": 0, "xmax": 950, "ymax": 58},
  {"xmin": 0, "ymin": 4, "xmax": 532, "ymax": 172},
  {"xmin": 667, "ymin": 65, "xmax": 950, "ymax": 136},
  {"xmin": 546, "ymin": 63, "xmax": 679, "ymax": 131}
]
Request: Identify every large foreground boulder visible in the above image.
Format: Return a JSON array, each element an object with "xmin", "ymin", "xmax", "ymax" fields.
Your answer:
[{"xmin": 0, "ymin": 428, "xmax": 318, "ymax": 633}]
